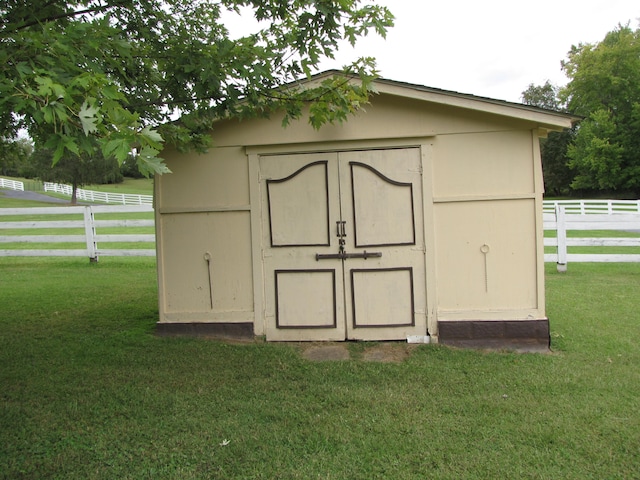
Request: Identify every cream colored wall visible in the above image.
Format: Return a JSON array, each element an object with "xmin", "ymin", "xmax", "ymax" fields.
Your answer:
[
  {"xmin": 156, "ymin": 146, "xmax": 249, "ymax": 211},
  {"xmin": 208, "ymin": 95, "xmax": 534, "ymax": 148},
  {"xmin": 432, "ymin": 131, "xmax": 534, "ymax": 199},
  {"xmin": 430, "ymin": 130, "xmax": 545, "ymax": 322},
  {"xmin": 155, "ymin": 93, "xmax": 550, "ymax": 332},
  {"xmin": 156, "ymin": 146, "xmax": 254, "ymax": 324}
]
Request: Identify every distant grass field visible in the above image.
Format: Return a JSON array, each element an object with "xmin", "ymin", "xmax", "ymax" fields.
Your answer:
[
  {"xmin": 1, "ymin": 259, "xmax": 638, "ymax": 479},
  {"xmin": 83, "ymin": 177, "xmax": 154, "ymax": 195}
]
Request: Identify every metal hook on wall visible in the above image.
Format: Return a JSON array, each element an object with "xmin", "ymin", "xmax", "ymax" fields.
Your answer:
[{"xmin": 204, "ymin": 251, "xmax": 214, "ymax": 309}]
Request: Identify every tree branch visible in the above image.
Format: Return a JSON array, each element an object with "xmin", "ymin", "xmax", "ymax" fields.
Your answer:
[{"xmin": 1, "ymin": 1, "xmax": 124, "ymax": 36}]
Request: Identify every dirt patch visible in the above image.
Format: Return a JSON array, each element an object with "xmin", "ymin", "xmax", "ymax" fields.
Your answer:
[{"xmin": 302, "ymin": 344, "xmax": 351, "ymax": 361}]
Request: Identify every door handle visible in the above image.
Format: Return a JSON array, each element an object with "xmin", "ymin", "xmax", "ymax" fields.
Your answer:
[
  {"xmin": 336, "ymin": 220, "xmax": 346, "ymax": 238},
  {"xmin": 315, "ymin": 251, "xmax": 382, "ymax": 261}
]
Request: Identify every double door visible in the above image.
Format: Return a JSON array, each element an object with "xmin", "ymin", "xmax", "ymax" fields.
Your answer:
[{"xmin": 260, "ymin": 148, "xmax": 427, "ymax": 341}]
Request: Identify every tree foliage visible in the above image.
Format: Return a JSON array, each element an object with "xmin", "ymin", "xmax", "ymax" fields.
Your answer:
[
  {"xmin": 1, "ymin": 0, "xmax": 393, "ymax": 175},
  {"xmin": 521, "ymin": 81, "xmax": 574, "ymax": 196},
  {"xmin": 32, "ymin": 146, "xmax": 122, "ymax": 203},
  {"xmin": 560, "ymin": 25, "xmax": 640, "ymax": 195},
  {"xmin": 521, "ymin": 81, "xmax": 562, "ymax": 111},
  {"xmin": 0, "ymin": 136, "xmax": 33, "ymax": 177}
]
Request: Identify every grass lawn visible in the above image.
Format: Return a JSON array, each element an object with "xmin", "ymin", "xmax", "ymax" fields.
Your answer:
[
  {"xmin": 545, "ymin": 229, "xmax": 640, "ymax": 256},
  {"xmin": 83, "ymin": 177, "xmax": 154, "ymax": 195},
  {"xmin": 1, "ymin": 259, "xmax": 639, "ymax": 479}
]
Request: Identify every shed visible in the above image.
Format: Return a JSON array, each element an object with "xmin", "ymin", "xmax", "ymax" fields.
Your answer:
[{"xmin": 154, "ymin": 72, "xmax": 574, "ymax": 349}]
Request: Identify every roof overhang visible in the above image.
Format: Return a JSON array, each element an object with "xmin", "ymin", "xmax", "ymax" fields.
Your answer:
[{"xmin": 302, "ymin": 70, "xmax": 578, "ymax": 132}]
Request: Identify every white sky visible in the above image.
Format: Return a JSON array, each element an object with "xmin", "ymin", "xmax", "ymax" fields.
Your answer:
[{"xmin": 318, "ymin": 0, "xmax": 639, "ymax": 102}]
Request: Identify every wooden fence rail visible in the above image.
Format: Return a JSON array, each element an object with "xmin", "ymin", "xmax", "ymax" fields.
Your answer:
[
  {"xmin": 543, "ymin": 207, "xmax": 640, "ymax": 271},
  {"xmin": 43, "ymin": 182, "xmax": 153, "ymax": 206},
  {"xmin": 0, "ymin": 177, "xmax": 24, "ymax": 191},
  {"xmin": 0, "ymin": 205, "xmax": 154, "ymax": 261}
]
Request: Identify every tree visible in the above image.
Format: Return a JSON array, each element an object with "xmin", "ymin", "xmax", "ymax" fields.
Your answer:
[
  {"xmin": 521, "ymin": 81, "xmax": 574, "ymax": 196},
  {"xmin": 32, "ymin": 147, "xmax": 122, "ymax": 204},
  {"xmin": 521, "ymin": 81, "xmax": 562, "ymax": 111},
  {"xmin": 0, "ymin": 136, "xmax": 33, "ymax": 177},
  {"xmin": 1, "ymin": 1, "xmax": 393, "ymax": 176},
  {"xmin": 560, "ymin": 24, "xmax": 640, "ymax": 196}
]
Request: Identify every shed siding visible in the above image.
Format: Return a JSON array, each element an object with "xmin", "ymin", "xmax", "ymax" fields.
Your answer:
[
  {"xmin": 207, "ymin": 95, "xmax": 534, "ymax": 149},
  {"xmin": 159, "ymin": 211, "xmax": 253, "ymax": 317},
  {"xmin": 433, "ymin": 199, "xmax": 538, "ymax": 316},
  {"xmin": 432, "ymin": 130, "xmax": 534, "ymax": 199},
  {"xmin": 157, "ymin": 146, "xmax": 249, "ymax": 211},
  {"xmin": 156, "ymin": 146, "xmax": 254, "ymax": 325},
  {"xmin": 154, "ymin": 88, "xmax": 563, "ymax": 346}
]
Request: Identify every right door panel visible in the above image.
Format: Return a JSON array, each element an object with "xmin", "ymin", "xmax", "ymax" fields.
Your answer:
[{"xmin": 340, "ymin": 148, "xmax": 427, "ymax": 341}]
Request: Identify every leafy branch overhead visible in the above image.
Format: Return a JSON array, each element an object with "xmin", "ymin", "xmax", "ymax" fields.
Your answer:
[{"xmin": 0, "ymin": 0, "xmax": 394, "ymax": 175}]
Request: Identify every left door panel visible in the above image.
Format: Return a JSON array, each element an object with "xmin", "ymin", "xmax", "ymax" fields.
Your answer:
[{"xmin": 260, "ymin": 153, "xmax": 346, "ymax": 341}]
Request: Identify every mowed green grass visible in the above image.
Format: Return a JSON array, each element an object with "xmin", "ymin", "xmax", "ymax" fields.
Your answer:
[
  {"xmin": 545, "ymin": 229, "xmax": 640, "ymax": 255},
  {"xmin": 82, "ymin": 177, "xmax": 154, "ymax": 195},
  {"xmin": 0, "ymin": 258, "xmax": 638, "ymax": 479}
]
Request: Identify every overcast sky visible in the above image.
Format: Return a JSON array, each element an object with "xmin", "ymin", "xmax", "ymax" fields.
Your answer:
[{"xmin": 316, "ymin": 0, "xmax": 639, "ymax": 103}]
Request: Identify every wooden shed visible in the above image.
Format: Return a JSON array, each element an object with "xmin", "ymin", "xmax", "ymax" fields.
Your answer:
[{"xmin": 154, "ymin": 72, "xmax": 574, "ymax": 349}]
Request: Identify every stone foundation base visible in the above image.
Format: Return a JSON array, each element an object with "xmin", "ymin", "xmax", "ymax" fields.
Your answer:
[
  {"xmin": 437, "ymin": 319, "xmax": 550, "ymax": 352},
  {"xmin": 155, "ymin": 322, "xmax": 254, "ymax": 340}
]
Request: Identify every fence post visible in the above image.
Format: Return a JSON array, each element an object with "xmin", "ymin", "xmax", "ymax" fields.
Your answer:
[
  {"xmin": 556, "ymin": 206, "xmax": 567, "ymax": 272},
  {"xmin": 83, "ymin": 206, "xmax": 98, "ymax": 262}
]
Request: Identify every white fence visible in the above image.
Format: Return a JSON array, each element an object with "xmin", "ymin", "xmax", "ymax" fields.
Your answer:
[
  {"xmin": 543, "ymin": 199, "xmax": 640, "ymax": 214},
  {"xmin": 43, "ymin": 182, "xmax": 153, "ymax": 206},
  {"xmin": 2, "ymin": 204, "xmax": 640, "ymax": 266},
  {"xmin": 1, "ymin": 177, "xmax": 152, "ymax": 204},
  {"xmin": 0, "ymin": 205, "xmax": 155, "ymax": 261},
  {"xmin": 0, "ymin": 177, "xmax": 24, "ymax": 191},
  {"xmin": 544, "ymin": 206, "xmax": 640, "ymax": 271}
]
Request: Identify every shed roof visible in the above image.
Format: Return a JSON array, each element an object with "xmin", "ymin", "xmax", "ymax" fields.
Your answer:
[{"xmin": 303, "ymin": 70, "xmax": 578, "ymax": 131}]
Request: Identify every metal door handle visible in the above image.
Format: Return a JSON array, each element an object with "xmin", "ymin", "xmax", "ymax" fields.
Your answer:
[{"xmin": 315, "ymin": 251, "xmax": 382, "ymax": 261}]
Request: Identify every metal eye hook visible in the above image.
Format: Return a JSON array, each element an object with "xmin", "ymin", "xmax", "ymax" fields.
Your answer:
[{"xmin": 480, "ymin": 244, "xmax": 490, "ymax": 292}]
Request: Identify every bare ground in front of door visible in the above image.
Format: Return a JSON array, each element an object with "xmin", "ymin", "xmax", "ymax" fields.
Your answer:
[{"xmin": 301, "ymin": 342, "xmax": 414, "ymax": 363}]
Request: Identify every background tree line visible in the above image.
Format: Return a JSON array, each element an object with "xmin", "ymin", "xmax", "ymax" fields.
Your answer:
[{"xmin": 522, "ymin": 24, "xmax": 640, "ymax": 198}]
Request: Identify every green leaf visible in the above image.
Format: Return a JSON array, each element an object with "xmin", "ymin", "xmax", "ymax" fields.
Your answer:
[
  {"xmin": 79, "ymin": 100, "xmax": 100, "ymax": 136},
  {"xmin": 102, "ymin": 137, "xmax": 132, "ymax": 163},
  {"xmin": 136, "ymin": 146, "xmax": 171, "ymax": 177},
  {"xmin": 139, "ymin": 125, "xmax": 164, "ymax": 147},
  {"xmin": 45, "ymin": 135, "xmax": 80, "ymax": 165}
]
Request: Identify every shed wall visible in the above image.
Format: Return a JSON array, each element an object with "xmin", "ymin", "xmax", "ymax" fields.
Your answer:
[
  {"xmin": 156, "ymin": 146, "xmax": 254, "ymax": 326},
  {"xmin": 155, "ymin": 93, "xmax": 551, "ymax": 346}
]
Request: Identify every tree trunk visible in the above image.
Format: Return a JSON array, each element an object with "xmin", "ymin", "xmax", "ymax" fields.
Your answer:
[{"xmin": 71, "ymin": 182, "xmax": 78, "ymax": 205}]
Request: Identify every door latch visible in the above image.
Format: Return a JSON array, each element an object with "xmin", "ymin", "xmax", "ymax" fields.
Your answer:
[{"xmin": 316, "ymin": 251, "xmax": 382, "ymax": 261}]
